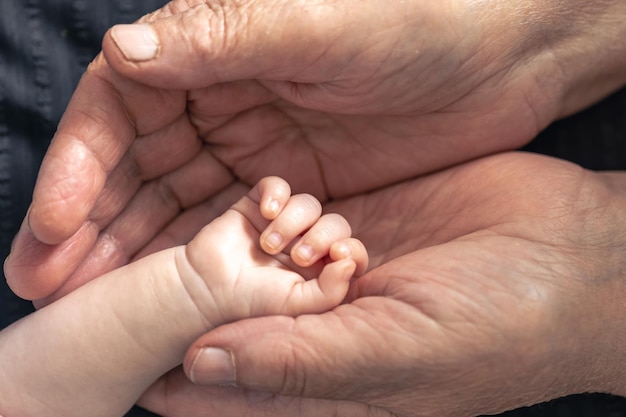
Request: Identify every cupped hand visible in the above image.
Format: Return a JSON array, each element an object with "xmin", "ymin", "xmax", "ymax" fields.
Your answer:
[
  {"xmin": 7, "ymin": 0, "xmax": 626, "ymax": 301},
  {"xmin": 138, "ymin": 152, "xmax": 626, "ymax": 417}
]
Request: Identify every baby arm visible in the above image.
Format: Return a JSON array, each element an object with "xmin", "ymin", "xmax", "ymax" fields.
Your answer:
[{"xmin": 0, "ymin": 177, "xmax": 367, "ymax": 417}]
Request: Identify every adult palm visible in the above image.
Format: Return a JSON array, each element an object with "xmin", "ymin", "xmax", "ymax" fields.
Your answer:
[{"xmin": 139, "ymin": 152, "xmax": 626, "ymax": 417}]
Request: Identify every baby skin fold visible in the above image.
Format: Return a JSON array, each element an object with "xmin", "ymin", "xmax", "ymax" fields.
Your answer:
[{"xmin": 0, "ymin": 176, "xmax": 368, "ymax": 417}]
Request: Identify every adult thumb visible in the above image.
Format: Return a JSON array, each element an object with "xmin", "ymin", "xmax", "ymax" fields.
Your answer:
[
  {"xmin": 102, "ymin": 1, "xmax": 352, "ymax": 90},
  {"xmin": 181, "ymin": 309, "xmax": 384, "ymax": 400}
]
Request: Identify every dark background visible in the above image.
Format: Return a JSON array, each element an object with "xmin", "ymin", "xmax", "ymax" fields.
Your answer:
[{"xmin": 1, "ymin": 1, "xmax": 625, "ymax": 416}]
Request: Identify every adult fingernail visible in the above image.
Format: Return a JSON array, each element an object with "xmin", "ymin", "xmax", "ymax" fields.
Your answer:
[
  {"xmin": 110, "ymin": 24, "xmax": 159, "ymax": 62},
  {"xmin": 189, "ymin": 348, "xmax": 236, "ymax": 386}
]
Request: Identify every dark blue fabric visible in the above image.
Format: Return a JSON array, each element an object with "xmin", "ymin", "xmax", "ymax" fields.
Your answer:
[
  {"xmin": 0, "ymin": 0, "xmax": 168, "ymax": 328},
  {"xmin": 0, "ymin": 1, "xmax": 166, "ymax": 416},
  {"xmin": 0, "ymin": 1, "xmax": 625, "ymax": 416}
]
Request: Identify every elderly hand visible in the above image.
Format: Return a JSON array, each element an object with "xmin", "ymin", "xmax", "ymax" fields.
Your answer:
[
  {"xmin": 137, "ymin": 152, "xmax": 626, "ymax": 417},
  {"xmin": 6, "ymin": 0, "xmax": 626, "ymax": 302}
]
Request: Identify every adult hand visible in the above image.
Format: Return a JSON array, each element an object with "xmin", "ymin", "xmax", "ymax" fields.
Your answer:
[
  {"xmin": 138, "ymin": 152, "xmax": 626, "ymax": 417},
  {"xmin": 6, "ymin": 0, "xmax": 626, "ymax": 301}
]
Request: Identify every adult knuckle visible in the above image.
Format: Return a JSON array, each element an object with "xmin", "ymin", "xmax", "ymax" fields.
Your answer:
[{"xmin": 181, "ymin": 1, "xmax": 252, "ymax": 66}]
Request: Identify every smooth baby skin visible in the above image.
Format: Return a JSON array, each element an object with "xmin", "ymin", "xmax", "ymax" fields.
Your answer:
[{"xmin": 0, "ymin": 177, "xmax": 367, "ymax": 417}]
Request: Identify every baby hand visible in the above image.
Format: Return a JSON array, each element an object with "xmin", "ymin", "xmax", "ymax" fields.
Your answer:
[{"xmin": 178, "ymin": 176, "xmax": 369, "ymax": 325}]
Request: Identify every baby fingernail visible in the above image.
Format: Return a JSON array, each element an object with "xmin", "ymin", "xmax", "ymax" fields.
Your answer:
[
  {"xmin": 337, "ymin": 243, "xmax": 352, "ymax": 258},
  {"xmin": 296, "ymin": 244, "xmax": 314, "ymax": 262},
  {"xmin": 265, "ymin": 232, "xmax": 283, "ymax": 250},
  {"xmin": 268, "ymin": 199, "xmax": 280, "ymax": 216},
  {"xmin": 110, "ymin": 24, "xmax": 159, "ymax": 61},
  {"xmin": 189, "ymin": 347, "xmax": 236, "ymax": 386}
]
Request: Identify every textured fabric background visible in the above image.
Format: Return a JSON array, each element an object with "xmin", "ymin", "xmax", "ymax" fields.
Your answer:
[
  {"xmin": 0, "ymin": 0, "xmax": 169, "ymax": 329},
  {"xmin": 0, "ymin": 2, "xmax": 168, "ymax": 416},
  {"xmin": 0, "ymin": 1, "xmax": 625, "ymax": 416}
]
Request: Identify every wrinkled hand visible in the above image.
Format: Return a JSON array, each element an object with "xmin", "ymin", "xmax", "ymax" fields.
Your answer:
[
  {"xmin": 6, "ymin": 0, "xmax": 626, "ymax": 302},
  {"xmin": 138, "ymin": 152, "xmax": 626, "ymax": 417}
]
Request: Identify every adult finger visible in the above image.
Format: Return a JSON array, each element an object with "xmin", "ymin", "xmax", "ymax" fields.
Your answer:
[
  {"xmin": 5, "ymin": 120, "xmax": 211, "ymax": 301},
  {"xmin": 138, "ymin": 366, "xmax": 390, "ymax": 417},
  {"xmin": 27, "ymin": 61, "xmax": 186, "ymax": 245},
  {"xmin": 102, "ymin": 0, "xmax": 377, "ymax": 90},
  {"xmin": 179, "ymin": 276, "xmax": 425, "ymax": 405},
  {"xmin": 29, "ymin": 150, "xmax": 236, "ymax": 306}
]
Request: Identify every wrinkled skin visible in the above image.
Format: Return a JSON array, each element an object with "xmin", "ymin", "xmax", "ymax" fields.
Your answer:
[
  {"xmin": 6, "ymin": 0, "xmax": 626, "ymax": 301},
  {"xmin": 137, "ymin": 152, "xmax": 626, "ymax": 417},
  {"xmin": 3, "ymin": 0, "xmax": 626, "ymax": 415}
]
